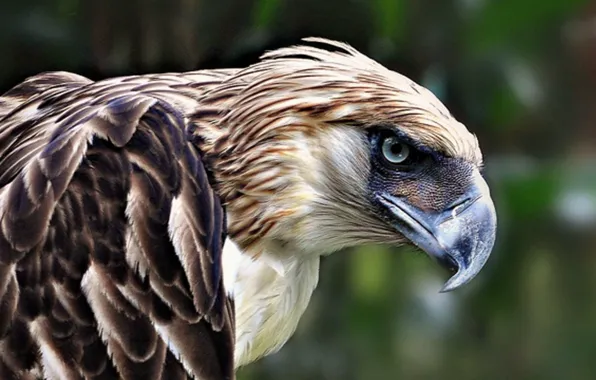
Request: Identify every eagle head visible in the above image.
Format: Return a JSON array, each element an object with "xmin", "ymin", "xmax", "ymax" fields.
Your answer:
[{"xmin": 202, "ymin": 38, "xmax": 496, "ymax": 292}]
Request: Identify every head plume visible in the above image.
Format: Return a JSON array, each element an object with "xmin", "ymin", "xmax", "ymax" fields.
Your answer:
[{"xmin": 193, "ymin": 38, "xmax": 483, "ymax": 251}]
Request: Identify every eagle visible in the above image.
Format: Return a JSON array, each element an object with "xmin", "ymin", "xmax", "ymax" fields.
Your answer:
[{"xmin": 0, "ymin": 38, "xmax": 496, "ymax": 379}]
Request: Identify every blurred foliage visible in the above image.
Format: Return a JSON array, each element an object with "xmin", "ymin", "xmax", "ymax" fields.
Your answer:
[{"xmin": 1, "ymin": 0, "xmax": 596, "ymax": 379}]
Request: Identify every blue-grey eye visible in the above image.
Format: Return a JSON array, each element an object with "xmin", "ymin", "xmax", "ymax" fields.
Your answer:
[{"xmin": 381, "ymin": 136, "xmax": 410, "ymax": 164}]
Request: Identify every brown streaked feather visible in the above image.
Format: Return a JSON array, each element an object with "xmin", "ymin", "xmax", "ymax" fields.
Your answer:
[
  {"xmin": 0, "ymin": 37, "xmax": 483, "ymax": 377},
  {"xmin": 192, "ymin": 38, "xmax": 482, "ymax": 252},
  {"xmin": 0, "ymin": 69, "xmax": 235, "ymax": 379}
]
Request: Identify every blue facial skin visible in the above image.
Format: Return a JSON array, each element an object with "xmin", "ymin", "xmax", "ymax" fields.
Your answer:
[{"xmin": 367, "ymin": 128, "xmax": 497, "ymax": 292}]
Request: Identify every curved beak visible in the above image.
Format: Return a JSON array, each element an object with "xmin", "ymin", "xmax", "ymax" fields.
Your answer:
[{"xmin": 379, "ymin": 170, "xmax": 497, "ymax": 292}]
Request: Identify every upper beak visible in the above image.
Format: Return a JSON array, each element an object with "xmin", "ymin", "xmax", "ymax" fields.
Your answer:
[{"xmin": 378, "ymin": 170, "xmax": 497, "ymax": 292}]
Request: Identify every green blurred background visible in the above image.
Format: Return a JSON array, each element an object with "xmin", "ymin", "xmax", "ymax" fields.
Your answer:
[{"xmin": 2, "ymin": 0, "xmax": 596, "ymax": 379}]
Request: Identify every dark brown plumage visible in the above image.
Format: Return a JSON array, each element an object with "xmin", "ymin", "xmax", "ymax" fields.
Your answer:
[{"xmin": 0, "ymin": 70, "xmax": 235, "ymax": 379}]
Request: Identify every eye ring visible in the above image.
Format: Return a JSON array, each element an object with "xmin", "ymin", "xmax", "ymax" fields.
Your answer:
[{"xmin": 381, "ymin": 136, "xmax": 410, "ymax": 164}]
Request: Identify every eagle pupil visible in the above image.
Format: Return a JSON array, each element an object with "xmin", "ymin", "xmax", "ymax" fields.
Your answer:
[{"xmin": 391, "ymin": 143, "xmax": 402, "ymax": 155}]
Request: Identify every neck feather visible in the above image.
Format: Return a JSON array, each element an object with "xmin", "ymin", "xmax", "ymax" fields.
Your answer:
[{"xmin": 222, "ymin": 238, "xmax": 320, "ymax": 367}]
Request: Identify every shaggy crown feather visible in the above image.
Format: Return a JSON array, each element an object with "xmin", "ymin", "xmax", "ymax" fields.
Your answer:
[{"xmin": 192, "ymin": 38, "xmax": 482, "ymax": 252}]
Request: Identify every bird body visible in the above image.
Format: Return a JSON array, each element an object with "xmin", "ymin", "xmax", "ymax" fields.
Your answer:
[{"xmin": 0, "ymin": 38, "xmax": 496, "ymax": 379}]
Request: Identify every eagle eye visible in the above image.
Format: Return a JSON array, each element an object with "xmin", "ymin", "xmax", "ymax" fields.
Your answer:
[
  {"xmin": 371, "ymin": 128, "xmax": 428, "ymax": 170},
  {"xmin": 381, "ymin": 136, "xmax": 410, "ymax": 164}
]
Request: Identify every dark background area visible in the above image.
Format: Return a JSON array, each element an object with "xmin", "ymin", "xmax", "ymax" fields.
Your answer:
[{"xmin": 1, "ymin": 0, "xmax": 596, "ymax": 379}]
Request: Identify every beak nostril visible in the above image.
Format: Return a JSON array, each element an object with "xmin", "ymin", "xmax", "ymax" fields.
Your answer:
[
  {"xmin": 447, "ymin": 193, "xmax": 482, "ymax": 219},
  {"xmin": 452, "ymin": 196, "xmax": 471, "ymax": 208}
]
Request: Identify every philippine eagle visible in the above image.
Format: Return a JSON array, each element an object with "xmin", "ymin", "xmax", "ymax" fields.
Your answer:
[{"xmin": 0, "ymin": 38, "xmax": 496, "ymax": 379}]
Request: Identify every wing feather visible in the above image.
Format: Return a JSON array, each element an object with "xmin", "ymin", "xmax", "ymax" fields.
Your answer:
[{"xmin": 0, "ymin": 71, "xmax": 235, "ymax": 379}]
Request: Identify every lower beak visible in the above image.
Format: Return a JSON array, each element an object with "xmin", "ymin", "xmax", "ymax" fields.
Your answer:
[{"xmin": 379, "ymin": 172, "xmax": 497, "ymax": 292}]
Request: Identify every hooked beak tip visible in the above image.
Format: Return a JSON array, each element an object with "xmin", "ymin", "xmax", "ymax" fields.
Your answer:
[
  {"xmin": 436, "ymin": 194, "xmax": 497, "ymax": 292},
  {"xmin": 439, "ymin": 267, "xmax": 470, "ymax": 293},
  {"xmin": 379, "ymin": 171, "xmax": 497, "ymax": 293}
]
